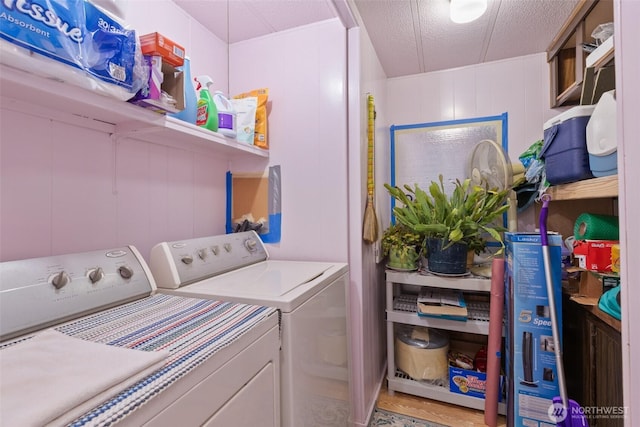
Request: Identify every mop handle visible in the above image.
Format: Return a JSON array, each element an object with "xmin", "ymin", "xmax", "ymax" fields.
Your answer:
[
  {"xmin": 540, "ymin": 195, "xmax": 569, "ymax": 410},
  {"xmin": 540, "ymin": 196, "xmax": 549, "ymax": 246}
]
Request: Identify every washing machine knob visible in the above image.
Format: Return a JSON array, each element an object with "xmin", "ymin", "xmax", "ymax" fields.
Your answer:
[
  {"xmin": 88, "ymin": 267, "xmax": 105, "ymax": 284},
  {"xmin": 211, "ymin": 246, "xmax": 220, "ymax": 255},
  {"xmin": 245, "ymin": 239, "xmax": 257, "ymax": 252},
  {"xmin": 51, "ymin": 271, "xmax": 70, "ymax": 289},
  {"xmin": 223, "ymin": 243, "xmax": 232, "ymax": 253},
  {"xmin": 118, "ymin": 265, "xmax": 134, "ymax": 279},
  {"xmin": 198, "ymin": 249, "xmax": 208, "ymax": 260},
  {"xmin": 181, "ymin": 255, "xmax": 194, "ymax": 265}
]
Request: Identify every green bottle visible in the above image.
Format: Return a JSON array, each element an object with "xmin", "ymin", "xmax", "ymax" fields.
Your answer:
[{"xmin": 194, "ymin": 76, "xmax": 218, "ymax": 132}]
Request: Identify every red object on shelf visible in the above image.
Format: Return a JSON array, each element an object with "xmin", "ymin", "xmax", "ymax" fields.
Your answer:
[{"xmin": 475, "ymin": 346, "xmax": 488, "ymax": 373}]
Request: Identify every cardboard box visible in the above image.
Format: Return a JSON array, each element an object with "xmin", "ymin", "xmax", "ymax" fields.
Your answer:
[
  {"xmin": 129, "ymin": 56, "xmax": 184, "ymax": 114},
  {"xmin": 576, "ymin": 269, "xmax": 620, "ymax": 299},
  {"xmin": 573, "ymin": 239, "xmax": 618, "ymax": 272},
  {"xmin": 505, "ymin": 233, "xmax": 563, "ymax": 427},
  {"xmin": 140, "ymin": 32, "xmax": 185, "ymax": 67},
  {"xmin": 449, "ymin": 366, "xmax": 504, "ymax": 401}
]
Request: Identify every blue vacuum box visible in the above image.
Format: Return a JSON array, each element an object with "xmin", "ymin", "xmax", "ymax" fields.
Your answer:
[
  {"xmin": 541, "ymin": 106, "xmax": 596, "ymax": 185},
  {"xmin": 505, "ymin": 233, "xmax": 563, "ymax": 427}
]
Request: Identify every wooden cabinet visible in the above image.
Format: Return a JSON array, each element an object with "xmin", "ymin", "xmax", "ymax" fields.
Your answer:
[
  {"xmin": 547, "ymin": 0, "xmax": 614, "ymax": 107},
  {"xmin": 546, "ymin": 175, "xmax": 622, "ymax": 426},
  {"xmin": 563, "ymin": 295, "xmax": 623, "ymax": 427}
]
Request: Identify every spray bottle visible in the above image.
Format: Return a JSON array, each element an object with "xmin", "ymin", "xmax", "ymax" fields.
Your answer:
[{"xmin": 194, "ymin": 76, "xmax": 218, "ymax": 132}]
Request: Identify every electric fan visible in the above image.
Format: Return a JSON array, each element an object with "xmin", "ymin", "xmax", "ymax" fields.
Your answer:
[{"xmin": 468, "ymin": 139, "xmax": 522, "ymax": 232}]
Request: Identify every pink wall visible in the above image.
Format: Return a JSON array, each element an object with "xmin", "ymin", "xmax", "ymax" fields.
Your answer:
[
  {"xmin": 0, "ymin": 107, "xmax": 228, "ymax": 262},
  {"xmin": 0, "ymin": 1, "xmax": 231, "ymax": 262},
  {"xmin": 228, "ymin": 19, "xmax": 349, "ymax": 263},
  {"xmin": 386, "ymin": 53, "xmax": 559, "ymax": 163},
  {"xmin": 347, "ymin": 21, "xmax": 391, "ymax": 426},
  {"xmin": 615, "ymin": 0, "xmax": 639, "ymax": 418}
]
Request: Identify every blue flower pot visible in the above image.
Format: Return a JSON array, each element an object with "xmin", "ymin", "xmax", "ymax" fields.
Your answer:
[{"xmin": 426, "ymin": 238, "xmax": 468, "ymax": 274}]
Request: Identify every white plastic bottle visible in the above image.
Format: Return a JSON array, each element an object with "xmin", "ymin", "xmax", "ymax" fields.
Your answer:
[{"xmin": 213, "ymin": 91, "xmax": 237, "ymax": 138}]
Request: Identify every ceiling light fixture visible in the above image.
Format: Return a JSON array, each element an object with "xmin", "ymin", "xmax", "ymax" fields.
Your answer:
[{"xmin": 450, "ymin": 0, "xmax": 487, "ymax": 24}]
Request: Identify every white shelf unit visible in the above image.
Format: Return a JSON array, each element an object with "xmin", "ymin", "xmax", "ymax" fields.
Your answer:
[
  {"xmin": 0, "ymin": 63, "xmax": 268, "ymax": 159},
  {"xmin": 385, "ymin": 269, "xmax": 506, "ymax": 414}
]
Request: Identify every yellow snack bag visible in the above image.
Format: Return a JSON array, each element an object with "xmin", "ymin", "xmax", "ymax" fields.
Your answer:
[{"xmin": 234, "ymin": 88, "xmax": 268, "ymax": 149}]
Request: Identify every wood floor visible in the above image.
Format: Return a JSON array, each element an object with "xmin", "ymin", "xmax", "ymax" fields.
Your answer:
[{"xmin": 375, "ymin": 382, "xmax": 507, "ymax": 427}]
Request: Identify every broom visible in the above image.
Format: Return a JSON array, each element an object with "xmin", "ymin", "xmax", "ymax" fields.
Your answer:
[{"xmin": 363, "ymin": 94, "xmax": 378, "ymax": 244}]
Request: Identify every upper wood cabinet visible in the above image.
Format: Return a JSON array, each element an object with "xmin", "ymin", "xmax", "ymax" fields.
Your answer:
[{"xmin": 547, "ymin": 0, "xmax": 614, "ymax": 107}]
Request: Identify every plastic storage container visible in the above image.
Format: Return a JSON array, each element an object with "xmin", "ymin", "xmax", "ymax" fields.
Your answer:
[
  {"xmin": 541, "ymin": 105, "xmax": 596, "ymax": 185},
  {"xmin": 586, "ymin": 90, "xmax": 617, "ymax": 177},
  {"xmin": 213, "ymin": 91, "xmax": 237, "ymax": 138},
  {"xmin": 394, "ymin": 325, "xmax": 449, "ymax": 381}
]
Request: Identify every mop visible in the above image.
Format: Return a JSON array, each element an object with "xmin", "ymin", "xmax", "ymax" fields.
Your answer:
[{"xmin": 539, "ymin": 194, "xmax": 589, "ymax": 427}]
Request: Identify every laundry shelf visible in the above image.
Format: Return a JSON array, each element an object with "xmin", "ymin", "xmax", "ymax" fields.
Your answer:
[
  {"xmin": 385, "ymin": 270, "xmax": 492, "ymax": 292},
  {"xmin": 0, "ymin": 63, "xmax": 268, "ymax": 159},
  {"xmin": 387, "ymin": 309, "xmax": 491, "ymax": 336},
  {"xmin": 385, "ymin": 270, "xmax": 504, "ymax": 411},
  {"xmin": 388, "ymin": 369, "xmax": 506, "ymax": 415}
]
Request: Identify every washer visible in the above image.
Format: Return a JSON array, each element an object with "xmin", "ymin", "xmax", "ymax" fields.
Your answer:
[
  {"xmin": 0, "ymin": 246, "xmax": 280, "ymax": 427},
  {"xmin": 150, "ymin": 230, "xmax": 351, "ymax": 427}
]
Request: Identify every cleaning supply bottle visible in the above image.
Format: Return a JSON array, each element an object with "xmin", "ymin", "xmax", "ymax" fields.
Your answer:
[
  {"xmin": 194, "ymin": 76, "xmax": 218, "ymax": 132},
  {"xmin": 213, "ymin": 91, "xmax": 237, "ymax": 138},
  {"xmin": 169, "ymin": 57, "xmax": 197, "ymax": 124}
]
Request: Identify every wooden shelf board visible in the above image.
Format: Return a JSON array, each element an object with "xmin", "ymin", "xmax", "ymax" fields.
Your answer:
[
  {"xmin": 546, "ymin": 175, "xmax": 618, "ymax": 200},
  {"xmin": 569, "ymin": 295, "xmax": 621, "ymax": 332},
  {"xmin": 555, "ymin": 81, "xmax": 582, "ymax": 107}
]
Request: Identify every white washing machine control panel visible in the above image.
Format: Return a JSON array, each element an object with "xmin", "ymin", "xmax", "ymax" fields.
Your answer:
[
  {"xmin": 150, "ymin": 231, "xmax": 269, "ymax": 289},
  {"xmin": 0, "ymin": 246, "xmax": 154, "ymax": 340}
]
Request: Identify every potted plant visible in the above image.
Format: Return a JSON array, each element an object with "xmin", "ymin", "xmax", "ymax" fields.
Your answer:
[
  {"xmin": 381, "ymin": 222, "xmax": 423, "ymax": 271},
  {"xmin": 384, "ymin": 175, "xmax": 510, "ymax": 274}
]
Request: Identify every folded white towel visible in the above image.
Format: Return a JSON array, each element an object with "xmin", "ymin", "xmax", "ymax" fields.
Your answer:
[{"xmin": 0, "ymin": 329, "xmax": 168, "ymax": 427}]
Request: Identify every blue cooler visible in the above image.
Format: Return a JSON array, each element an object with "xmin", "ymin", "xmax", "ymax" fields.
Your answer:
[
  {"xmin": 587, "ymin": 90, "xmax": 617, "ymax": 177},
  {"xmin": 541, "ymin": 105, "xmax": 596, "ymax": 185}
]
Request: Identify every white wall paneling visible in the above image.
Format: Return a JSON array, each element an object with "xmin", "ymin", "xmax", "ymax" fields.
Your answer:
[
  {"xmin": 229, "ymin": 19, "xmax": 349, "ymax": 263},
  {"xmin": 615, "ymin": 0, "xmax": 639, "ymax": 420}
]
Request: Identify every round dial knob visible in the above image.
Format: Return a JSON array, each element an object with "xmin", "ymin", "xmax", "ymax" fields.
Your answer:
[
  {"xmin": 245, "ymin": 239, "xmax": 257, "ymax": 252},
  {"xmin": 223, "ymin": 243, "xmax": 232, "ymax": 253},
  {"xmin": 118, "ymin": 265, "xmax": 134, "ymax": 279},
  {"xmin": 211, "ymin": 246, "xmax": 220, "ymax": 256},
  {"xmin": 181, "ymin": 255, "xmax": 194, "ymax": 265},
  {"xmin": 51, "ymin": 271, "xmax": 70, "ymax": 290},
  {"xmin": 197, "ymin": 249, "xmax": 208, "ymax": 260},
  {"xmin": 88, "ymin": 267, "xmax": 105, "ymax": 284}
]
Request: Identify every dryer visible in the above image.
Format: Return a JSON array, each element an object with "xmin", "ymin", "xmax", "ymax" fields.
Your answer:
[{"xmin": 150, "ymin": 231, "xmax": 351, "ymax": 427}]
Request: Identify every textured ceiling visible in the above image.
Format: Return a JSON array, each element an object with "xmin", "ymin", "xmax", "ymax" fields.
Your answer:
[{"xmin": 175, "ymin": 0, "xmax": 581, "ymax": 78}]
